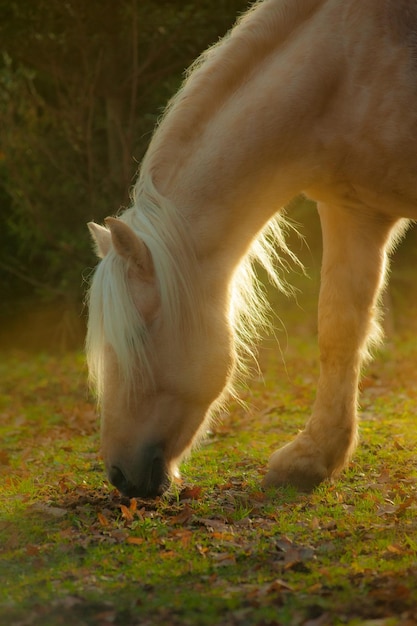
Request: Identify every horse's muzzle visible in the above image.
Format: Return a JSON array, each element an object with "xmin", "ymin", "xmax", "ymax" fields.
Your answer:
[{"xmin": 108, "ymin": 444, "xmax": 170, "ymax": 498}]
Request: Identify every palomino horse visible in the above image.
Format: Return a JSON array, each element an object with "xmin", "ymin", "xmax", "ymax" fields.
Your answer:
[{"xmin": 87, "ymin": 0, "xmax": 417, "ymax": 498}]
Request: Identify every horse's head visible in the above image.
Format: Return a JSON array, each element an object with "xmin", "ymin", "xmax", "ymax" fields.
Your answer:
[{"xmin": 87, "ymin": 217, "xmax": 233, "ymax": 498}]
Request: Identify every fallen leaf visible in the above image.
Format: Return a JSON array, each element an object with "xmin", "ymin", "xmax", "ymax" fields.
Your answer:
[
  {"xmin": 126, "ymin": 536, "xmax": 145, "ymax": 546},
  {"xmin": 376, "ymin": 468, "xmax": 392, "ymax": 484},
  {"xmin": 160, "ymin": 550, "xmax": 176, "ymax": 559},
  {"xmin": 170, "ymin": 505, "xmax": 194, "ymax": 525},
  {"xmin": 179, "ymin": 485, "xmax": 202, "ymax": 501},
  {"xmin": 120, "ymin": 504, "xmax": 134, "ymax": 522},
  {"xmin": 266, "ymin": 579, "xmax": 294, "ymax": 593},
  {"xmin": 195, "ymin": 517, "xmax": 230, "ymax": 533},
  {"xmin": 395, "ymin": 496, "xmax": 415, "ymax": 516},
  {"xmin": 386, "ymin": 544, "xmax": 405, "ymax": 555},
  {"xmin": 169, "ymin": 529, "xmax": 193, "ymax": 547},
  {"xmin": 250, "ymin": 491, "xmax": 266, "ymax": 503},
  {"xmin": 94, "ymin": 610, "xmax": 117, "ymax": 623},
  {"xmin": 0, "ymin": 450, "xmax": 10, "ymax": 466},
  {"xmin": 196, "ymin": 545, "xmax": 209, "ymax": 557},
  {"xmin": 377, "ymin": 503, "xmax": 397, "ymax": 516},
  {"xmin": 26, "ymin": 544, "xmax": 41, "ymax": 556},
  {"xmin": 284, "ymin": 559, "xmax": 311, "ymax": 573},
  {"xmin": 212, "ymin": 552, "xmax": 236, "ymax": 567},
  {"xmin": 29, "ymin": 503, "xmax": 68, "ymax": 518},
  {"xmin": 212, "ymin": 531, "xmax": 235, "ymax": 541},
  {"xmin": 97, "ymin": 512, "xmax": 110, "ymax": 527},
  {"xmin": 275, "ymin": 536, "xmax": 316, "ymax": 572}
]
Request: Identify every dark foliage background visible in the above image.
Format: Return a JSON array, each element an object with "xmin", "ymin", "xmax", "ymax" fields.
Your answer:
[{"xmin": 0, "ymin": 0, "xmax": 250, "ymax": 347}]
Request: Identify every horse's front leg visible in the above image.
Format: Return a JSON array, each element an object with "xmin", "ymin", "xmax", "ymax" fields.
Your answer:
[{"xmin": 263, "ymin": 203, "xmax": 399, "ymax": 491}]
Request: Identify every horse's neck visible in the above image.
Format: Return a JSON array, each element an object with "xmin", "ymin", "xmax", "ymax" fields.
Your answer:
[{"xmin": 139, "ymin": 0, "xmax": 330, "ymax": 269}]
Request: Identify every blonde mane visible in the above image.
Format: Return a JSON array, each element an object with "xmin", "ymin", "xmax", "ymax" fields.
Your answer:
[
  {"xmin": 86, "ymin": 175, "xmax": 200, "ymax": 400},
  {"xmin": 86, "ymin": 173, "xmax": 297, "ymax": 402}
]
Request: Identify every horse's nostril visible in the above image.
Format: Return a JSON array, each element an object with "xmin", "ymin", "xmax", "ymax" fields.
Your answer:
[
  {"xmin": 109, "ymin": 465, "xmax": 129, "ymax": 493},
  {"xmin": 107, "ymin": 447, "xmax": 170, "ymax": 498}
]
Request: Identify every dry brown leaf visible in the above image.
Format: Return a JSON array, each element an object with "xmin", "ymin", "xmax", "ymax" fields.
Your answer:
[
  {"xmin": 97, "ymin": 512, "xmax": 110, "ymax": 527},
  {"xmin": 212, "ymin": 552, "xmax": 236, "ymax": 567},
  {"xmin": 212, "ymin": 531, "xmax": 235, "ymax": 541},
  {"xmin": 29, "ymin": 503, "xmax": 68, "ymax": 518},
  {"xmin": 170, "ymin": 505, "xmax": 194, "ymax": 525},
  {"xmin": 395, "ymin": 496, "xmax": 415, "ymax": 516},
  {"xmin": 266, "ymin": 579, "xmax": 294, "ymax": 593},
  {"xmin": 0, "ymin": 450, "xmax": 11, "ymax": 466},
  {"xmin": 195, "ymin": 517, "xmax": 230, "ymax": 533},
  {"xmin": 179, "ymin": 485, "xmax": 202, "ymax": 501},
  {"xmin": 120, "ymin": 503, "xmax": 134, "ymax": 522},
  {"xmin": 160, "ymin": 550, "xmax": 176, "ymax": 559},
  {"xmin": 169, "ymin": 529, "xmax": 193, "ymax": 547},
  {"xmin": 126, "ymin": 536, "xmax": 145, "ymax": 546},
  {"xmin": 386, "ymin": 544, "xmax": 404, "ymax": 554}
]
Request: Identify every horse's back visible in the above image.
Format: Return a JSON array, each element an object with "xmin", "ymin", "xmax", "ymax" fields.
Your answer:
[{"xmin": 302, "ymin": 0, "xmax": 417, "ymax": 219}]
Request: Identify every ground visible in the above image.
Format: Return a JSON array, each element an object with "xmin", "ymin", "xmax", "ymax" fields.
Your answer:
[{"xmin": 1, "ymin": 207, "xmax": 417, "ymax": 626}]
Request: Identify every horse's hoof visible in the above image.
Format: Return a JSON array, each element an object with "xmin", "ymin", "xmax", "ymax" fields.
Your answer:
[{"xmin": 262, "ymin": 466, "xmax": 325, "ymax": 492}]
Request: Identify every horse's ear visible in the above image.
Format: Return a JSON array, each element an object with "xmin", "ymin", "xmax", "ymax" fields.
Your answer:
[
  {"xmin": 104, "ymin": 217, "xmax": 154, "ymax": 280},
  {"xmin": 88, "ymin": 222, "xmax": 112, "ymax": 258}
]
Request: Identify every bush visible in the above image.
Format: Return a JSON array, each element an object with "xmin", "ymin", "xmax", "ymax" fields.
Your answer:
[{"xmin": 0, "ymin": 0, "xmax": 250, "ymax": 346}]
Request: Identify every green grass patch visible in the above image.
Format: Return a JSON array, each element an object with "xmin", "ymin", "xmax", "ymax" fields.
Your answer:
[{"xmin": 1, "ymin": 290, "xmax": 417, "ymax": 624}]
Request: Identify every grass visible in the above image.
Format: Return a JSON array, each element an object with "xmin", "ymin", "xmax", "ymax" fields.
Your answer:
[{"xmin": 1, "ymin": 214, "xmax": 417, "ymax": 625}]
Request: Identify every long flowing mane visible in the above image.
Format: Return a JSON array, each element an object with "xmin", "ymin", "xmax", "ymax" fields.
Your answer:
[
  {"xmin": 86, "ymin": 175, "xmax": 200, "ymax": 399},
  {"xmin": 86, "ymin": 178, "xmax": 298, "ymax": 403}
]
